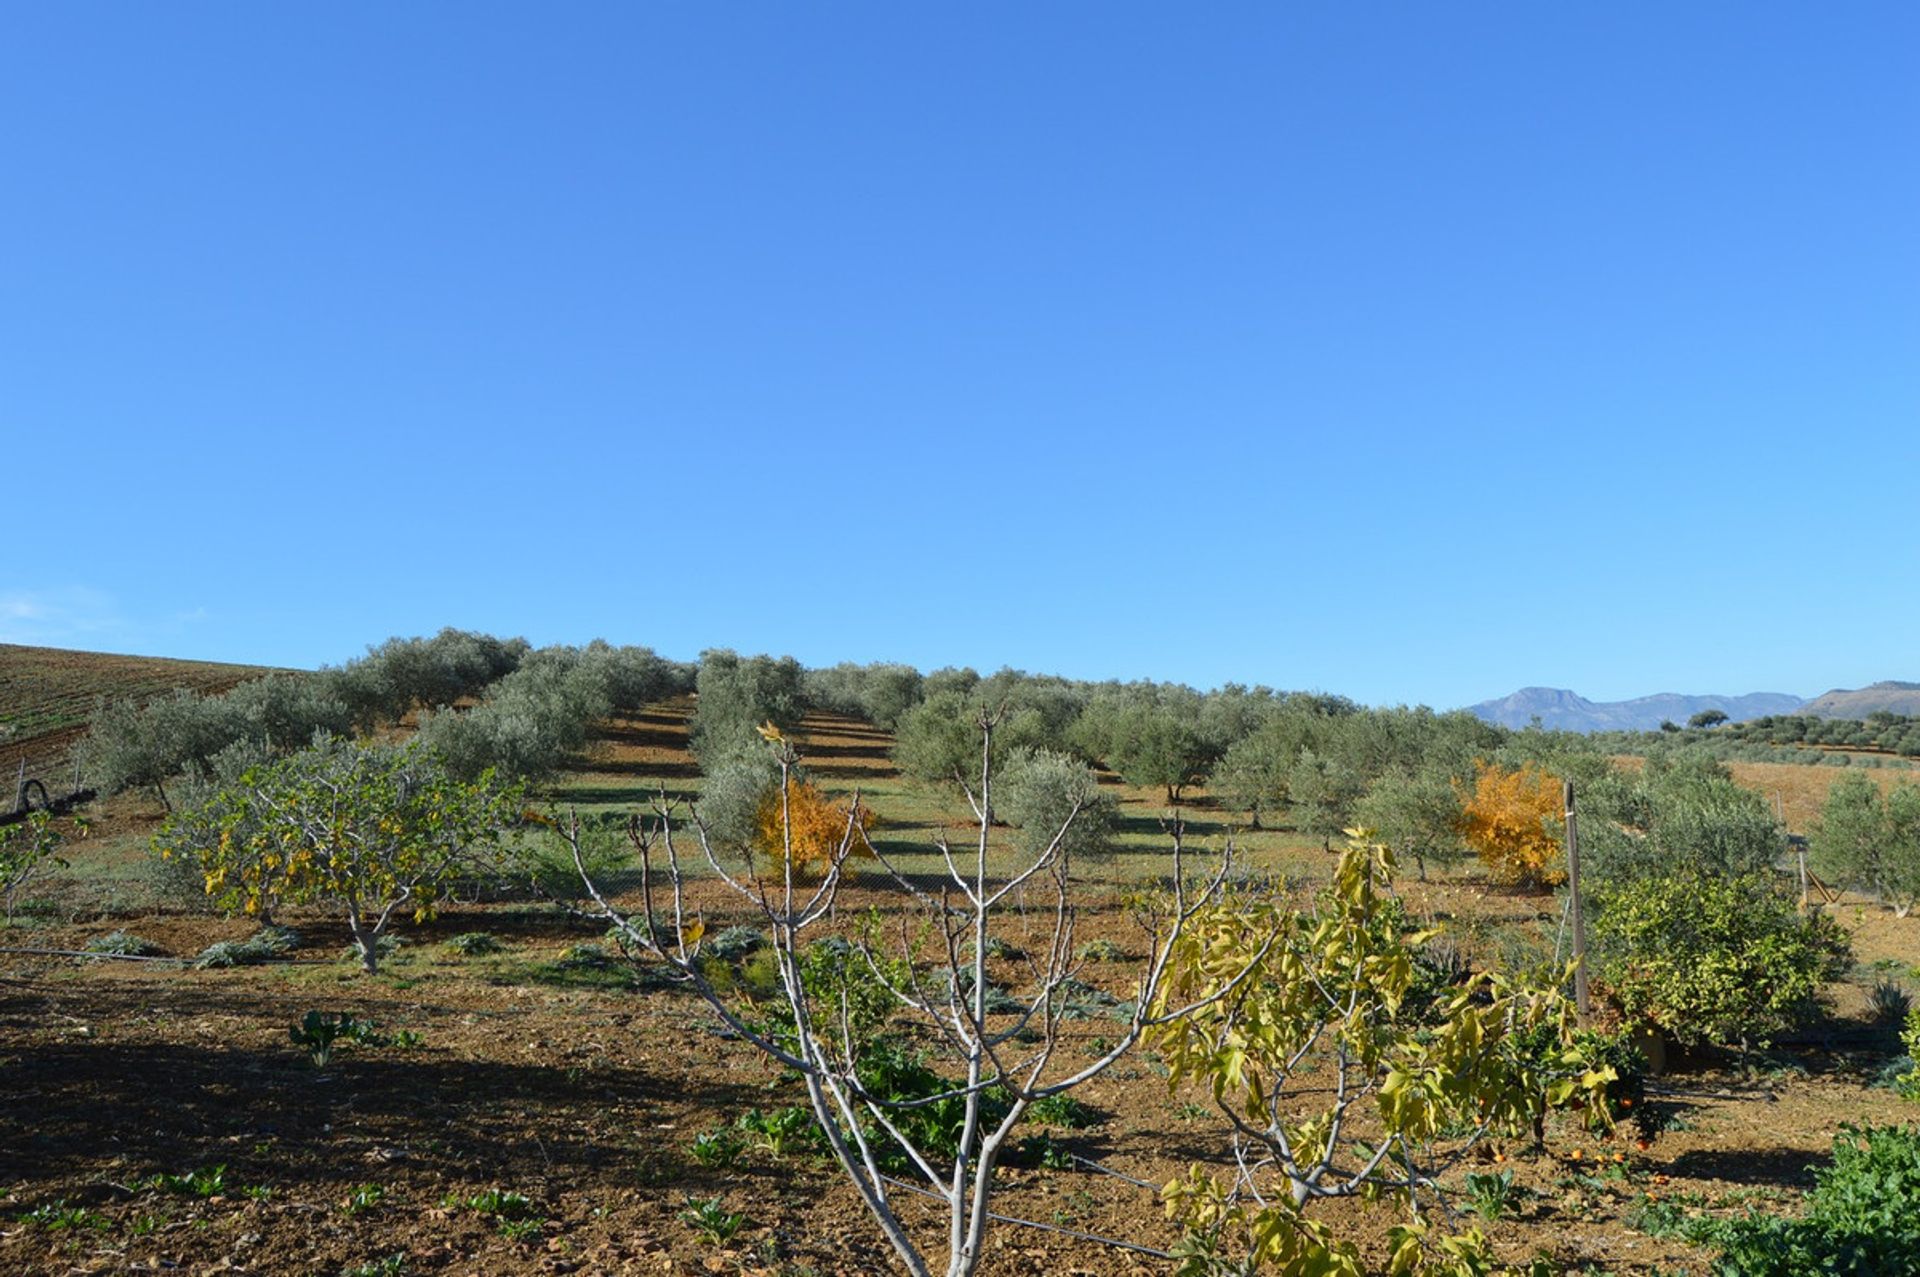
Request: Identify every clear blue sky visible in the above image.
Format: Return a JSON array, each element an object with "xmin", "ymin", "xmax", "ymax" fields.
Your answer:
[{"xmin": 4, "ymin": 4, "xmax": 1915, "ymax": 709}]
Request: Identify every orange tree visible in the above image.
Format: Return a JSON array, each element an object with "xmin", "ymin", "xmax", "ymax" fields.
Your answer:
[
  {"xmin": 1458, "ymin": 762, "xmax": 1565, "ymax": 890},
  {"xmin": 754, "ymin": 775, "xmax": 875, "ymax": 875}
]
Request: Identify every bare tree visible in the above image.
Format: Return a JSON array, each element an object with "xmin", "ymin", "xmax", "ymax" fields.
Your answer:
[{"xmin": 557, "ymin": 710, "xmax": 1266, "ymax": 1277}]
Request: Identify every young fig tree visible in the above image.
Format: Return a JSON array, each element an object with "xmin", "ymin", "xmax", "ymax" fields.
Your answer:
[
  {"xmin": 1149, "ymin": 833, "xmax": 1612, "ymax": 1275},
  {"xmin": 153, "ymin": 735, "xmax": 521, "ymax": 972},
  {"xmin": 558, "ymin": 712, "xmax": 1258, "ymax": 1277}
]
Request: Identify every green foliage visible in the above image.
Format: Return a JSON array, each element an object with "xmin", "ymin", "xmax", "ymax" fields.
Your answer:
[
  {"xmin": 339, "ymin": 1254, "xmax": 409, "ymax": 1277},
  {"xmin": 452, "ymin": 1188, "xmax": 537, "ymax": 1220},
  {"xmin": 1462, "ymin": 1169, "xmax": 1518, "ymax": 1221},
  {"xmin": 690, "ymin": 1127, "xmax": 747, "ymax": 1169},
  {"xmin": 891, "ymin": 690, "xmax": 1003, "ymax": 785},
  {"xmin": 341, "ymin": 1183, "xmax": 387, "ymax": 1216},
  {"xmin": 997, "ymin": 748, "xmax": 1117, "ymax": 862},
  {"xmin": 1814, "ymin": 773, "xmax": 1920, "ymax": 915},
  {"xmin": 1593, "ymin": 870, "xmax": 1851, "ymax": 1053},
  {"xmin": 1708, "ymin": 1124, "xmax": 1920, "ymax": 1275},
  {"xmin": 1579, "ymin": 757, "xmax": 1787, "ymax": 897},
  {"xmin": 153, "ymin": 737, "xmax": 521, "ymax": 973},
  {"xmin": 692, "ymin": 742, "xmax": 781, "ymax": 851},
  {"xmin": 892, "ymin": 679, "xmax": 1080, "ymax": 788},
  {"xmin": 1026, "ymin": 1094, "xmax": 1097, "ymax": 1129},
  {"xmin": 690, "ymin": 649, "xmax": 807, "ymax": 765},
  {"xmin": 1075, "ymin": 937, "xmax": 1126, "ymax": 962},
  {"xmin": 146, "ymin": 1164, "xmax": 228, "ymax": 1197},
  {"xmin": 803, "ymin": 662, "xmax": 925, "ymax": 730},
  {"xmin": 444, "ymin": 931, "xmax": 502, "ymax": 956},
  {"xmin": 1899, "ymin": 1007, "xmax": 1920, "ymax": 1101},
  {"xmin": 413, "ymin": 640, "xmax": 686, "ymax": 782},
  {"xmin": 289, "ymin": 1006, "xmax": 410, "ymax": 1067},
  {"xmin": 735, "ymin": 1106, "xmax": 821, "ymax": 1159},
  {"xmin": 0, "ymin": 809, "xmax": 67, "ymax": 919},
  {"xmin": 679, "ymin": 1195, "xmax": 746, "ymax": 1245},
  {"xmin": 1102, "ymin": 704, "xmax": 1217, "ymax": 802},
  {"xmin": 192, "ymin": 924, "xmax": 299, "ymax": 968},
  {"xmin": 1354, "ymin": 764, "xmax": 1468, "ymax": 879},
  {"xmin": 17, "ymin": 1200, "xmax": 111, "ymax": 1232},
  {"xmin": 1151, "ymin": 837, "xmax": 1611, "ymax": 1275}
]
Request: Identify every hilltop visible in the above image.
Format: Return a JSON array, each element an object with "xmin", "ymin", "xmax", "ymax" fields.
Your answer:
[{"xmin": 1799, "ymin": 680, "xmax": 1920, "ymax": 720}]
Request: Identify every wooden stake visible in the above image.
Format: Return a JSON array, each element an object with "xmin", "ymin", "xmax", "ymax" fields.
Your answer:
[{"xmin": 1564, "ymin": 780, "xmax": 1589, "ymax": 1019}]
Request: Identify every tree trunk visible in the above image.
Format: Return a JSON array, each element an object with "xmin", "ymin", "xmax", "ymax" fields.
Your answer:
[{"xmin": 348, "ymin": 915, "xmax": 381, "ymax": 975}]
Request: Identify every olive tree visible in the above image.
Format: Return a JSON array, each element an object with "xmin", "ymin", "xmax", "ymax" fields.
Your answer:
[
  {"xmin": 1814, "ymin": 774, "xmax": 1920, "ymax": 916},
  {"xmin": 998, "ymin": 748, "xmax": 1117, "ymax": 862},
  {"xmin": 557, "ymin": 713, "xmax": 1253, "ymax": 1276},
  {"xmin": 1353, "ymin": 763, "xmax": 1467, "ymax": 880},
  {"xmin": 690, "ymin": 649, "xmax": 808, "ymax": 764}
]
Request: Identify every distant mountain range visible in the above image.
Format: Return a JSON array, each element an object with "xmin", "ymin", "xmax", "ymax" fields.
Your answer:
[{"xmin": 1467, "ymin": 688, "xmax": 1806, "ymax": 733}]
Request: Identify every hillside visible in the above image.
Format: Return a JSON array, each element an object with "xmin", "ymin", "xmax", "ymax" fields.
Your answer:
[
  {"xmin": 0, "ymin": 643, "xmax": 274, "ymax": 773},
  {"xmin": 1799, "ymin": 680, "xmax": 1920, "ymax": 720},
  {"xmin": 1467, "ymin": 686, "xmax": 1804, "ymax": 732}
]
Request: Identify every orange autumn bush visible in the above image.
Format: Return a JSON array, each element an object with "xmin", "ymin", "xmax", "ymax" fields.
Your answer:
[
  {"xmin": 1458, "ymin": 761, "xmax": 1565, "ymax": 889},
  {"xmin": 753, "ymin": 777, "xmax": 877, "ymax": 874}
]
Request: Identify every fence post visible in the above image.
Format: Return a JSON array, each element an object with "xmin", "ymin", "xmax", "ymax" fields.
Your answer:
[{"xmin": 1564, "ymin": 779, "xmax": 1589, "ymax": 1020}]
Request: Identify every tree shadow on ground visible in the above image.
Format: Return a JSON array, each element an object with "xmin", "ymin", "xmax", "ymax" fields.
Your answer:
[
  {"xmin": 0, "ymin": 1036, "xmax": 765, "ymax": 1193},
  {"xmin": 1664, "ymin": 1144, "xmax": 1830, "ymax": 1191}
]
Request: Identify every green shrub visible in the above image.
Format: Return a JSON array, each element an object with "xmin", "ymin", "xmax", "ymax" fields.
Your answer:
[
  {"xmin": 1710, "ymin": 1124, "xmax": 1920, "ymax": 1274},
  {"xmin": 1594, "ymin": 871, "xmax": 1851, "ymax": 1055},
  {"xmin": 445, "ymin": 931, "xmax": 502, "ymax": 956}
]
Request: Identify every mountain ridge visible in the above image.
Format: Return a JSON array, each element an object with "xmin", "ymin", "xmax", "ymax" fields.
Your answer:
[{"xmin": 1467, "ymin": 687, "xmax": 1805, "ymax": 733}]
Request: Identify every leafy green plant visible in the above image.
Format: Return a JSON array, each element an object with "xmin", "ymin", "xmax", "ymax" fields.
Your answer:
[
  {"xmin": 444, "ymin": 931, "xmax": 502, "ymax": 956},
  {"xmin": 1709, "ymin": 1124, "xmax": 1920, "ymax": 1274},
  {"xmin": 496, "ymin": 1217, "xmax": 542, "ymax": 1242},
  {"xmin": 83, "ymin": 930, "xmax": 164, "ymax": 957},
  {"xmin": 1016, "ymin": 1132, "xmax": 1074, "ymax": 1170},
  {"xmin": 736, "ymin": 1106, "xmax": 820, "ymax": 1159},
  {"xmin": 342, "ymin": 1183, "xmax": 386, "ymax": 1216},
  {"xmin": 690, "ymin": 1127, "xmax": 747, "ymax": 1169},
  {"xmin": 153, "ymin": 736, "xmax": 523, "ymax": 973},
  {"xmin": 146, "ymin": 1164, "xmax": 227, "ymax": 1197},
  {"xmin": 458, "ymin": 1188, "xmax": 536, "ymax": 1220},
  {"xmin": 1463, "ymin": 1170, "xmax": 1518, "ymax": 1222},
  {"xmin": 340, "ymin": 933, "xmax": 404, "ymax": 964},
  {"xmin": 340, "ymin": 1252, "xmax": 408, "ymax": 1277},
  {"xmin": 679, "ymin": 1194, "xmax": 746, "ymax": 1244},
  {"xmin": 1075, "ymin": 937, "xmax": 1126, "ymax": 962},
  {"xmin": 17, "ymin": 1200, "xmax": 110, "ymax": 1231},
  {"xmin": 192, "ymin": 924, "xmax": 300, "ymax": 969},
  {"xmin": 1870, "ymin": 979, "xmax": 1914, "ymax": 1027},
  {"xmin": 290, "ymin": 1011, "xmax": 362, "ymax": 1067},
  {"xmin": 1027, "ymin": 1094, "xmax": 1097, "ymax": 1129}
]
